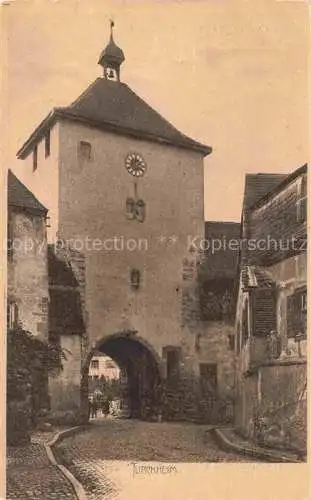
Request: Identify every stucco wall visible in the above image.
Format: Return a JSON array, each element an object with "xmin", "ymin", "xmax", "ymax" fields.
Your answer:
[
  {"xmin": 16, "ymin": 123, "xmax": 60, "ymax": 242},
  {"xmin": 57, "ymin": 120, "xmax": 205, "ymax": 367},
  {"xmin": 49, "ymin": 334, "xmax": 82, "ymax": 411},
  {"xmin": 198, "ymin": 320, "xmax": 235, "ymax": 398},
  {"xmin": 8, "ymin": 209, "xmax": 49, "ymax": 339},
  {"xmin": 235, "ymin": 360, "xmax": 307, "ymax": 450}
]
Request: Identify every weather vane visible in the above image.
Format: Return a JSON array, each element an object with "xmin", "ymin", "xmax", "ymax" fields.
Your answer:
[{"xmin": 110, "ymin": 19, "xmax": 115, "ymax": 35}]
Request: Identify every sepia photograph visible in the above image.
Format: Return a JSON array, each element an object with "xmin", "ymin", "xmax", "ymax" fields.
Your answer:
[{"xmin": 1, "ymin": 0, "xmax": 309, "ymax": 499}]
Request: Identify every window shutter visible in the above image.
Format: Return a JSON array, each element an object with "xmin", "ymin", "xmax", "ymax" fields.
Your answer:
[
  {"xmin": 287, "ymin": 290, "xmax": 307, "ymax": 338},
  {"xmin": 252, "ymin": 289, "xmax": 276, "ymax": 336}
]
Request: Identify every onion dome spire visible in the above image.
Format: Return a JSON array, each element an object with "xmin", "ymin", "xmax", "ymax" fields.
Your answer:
[{"xmin": 98, "ymin": 20, "xmax": 125, "ymax": 81}]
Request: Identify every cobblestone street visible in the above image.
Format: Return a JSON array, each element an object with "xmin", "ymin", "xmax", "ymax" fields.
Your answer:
[
  {"xmin": 7, "ymin": 432, "xmax": 76, "ymax": 500},
  {"xmin": 55, "ymin": 418, "xmax": 261, "ymax": 500}
]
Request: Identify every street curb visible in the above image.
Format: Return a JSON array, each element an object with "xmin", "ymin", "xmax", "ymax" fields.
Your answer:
[
  {"xmin": 213, "ymin": 428, "xmax": 301, "ymax": 463},
  {"xmin": 44, "ymin": 426, "xmax": 89, "ymax": 500}
]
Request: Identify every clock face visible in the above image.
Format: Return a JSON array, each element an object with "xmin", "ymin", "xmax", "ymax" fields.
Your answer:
[{"xmin": 125, "ymin": 153, "xmax": 147, "ymax": 177}]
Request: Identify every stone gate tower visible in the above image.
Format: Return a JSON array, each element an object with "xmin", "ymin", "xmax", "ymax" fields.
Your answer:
[{"xmin": 17, "ymin": 24, "xmax": 213, "ymax": 419}]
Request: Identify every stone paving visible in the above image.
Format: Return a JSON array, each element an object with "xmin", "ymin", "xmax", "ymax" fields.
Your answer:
[
  {"xmin": 55, "ymin": 418, "xmax": 262, "ymax": 500},
  {"xmin": 6, "ymin": 430, "xmax": 77, "ymax": 500}
]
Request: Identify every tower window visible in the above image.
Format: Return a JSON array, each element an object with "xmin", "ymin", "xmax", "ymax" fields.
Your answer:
[
  {"xmin": 130, "ymin": 269, "xmax": 140, "ymax": 290},
  {"xmin": 45, "ymin": 130, "xmax": 51, "ymax": 158},
  {"xmin": 79, "ymin": 141, "xmax": 92, "ymax": 160},
  {"xmin": 105, "ymin": 67, "xmax": 118, "ymax": 81},
  {"xmin": 33, "ymin": 145, "xmax": 38, "ymax": 171}
]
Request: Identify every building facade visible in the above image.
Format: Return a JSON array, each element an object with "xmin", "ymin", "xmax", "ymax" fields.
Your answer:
[
  {"xmin": 195, "ymin": 221, "xmax": 240, "ymax": 422},
  {"xmin": 7, "ymin": 170, "xmax": 87, "ymax": 413},
  {"xmin": 7, "ymin": 170, "xmax": 49, "ymax": 340},
  {"xmin": 15, "ymin": 26, "xmax": 227, "ymax": 421},
  {"xmin": 234, "ymin": 165, "xmax": 307, "ymax": 451},
  {"xmin": 89, "ymin": 353, "xmax": 120, "ymax": 381}
]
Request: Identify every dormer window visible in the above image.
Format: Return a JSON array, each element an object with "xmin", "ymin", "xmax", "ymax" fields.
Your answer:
[
  {"xmin": 33, "ymin": 145, "xmax": 38, "ymax": 171},
  {"xmin": 79, "ymin": 141, "xmax": 92, "ymax": 160},
  {"xmin": 45, "ymin": 130, "xmax": 51, "ymax": 158}
]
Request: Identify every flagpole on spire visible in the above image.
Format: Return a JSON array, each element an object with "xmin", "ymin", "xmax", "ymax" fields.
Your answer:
[{"xmin": 110, "ymin": 19, "xmax": 115, "ymax": 41}]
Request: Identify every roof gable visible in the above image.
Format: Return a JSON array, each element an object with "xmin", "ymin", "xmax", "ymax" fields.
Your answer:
[
  {"xmin": 17, "ymin": 78, "xmax": 212, "ymax": 158},
  {"xmin": 8, "ymin": 170, "xmax": 47, "ymax": 214},
  {"xmin": 243, "ymin": 173, "xmax": 288, "ymax": 211}
]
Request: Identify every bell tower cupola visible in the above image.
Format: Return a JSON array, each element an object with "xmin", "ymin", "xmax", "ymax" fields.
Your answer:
[{"xmin": 98, "ymin": 21, "xmax": 125, "ymax": 82}]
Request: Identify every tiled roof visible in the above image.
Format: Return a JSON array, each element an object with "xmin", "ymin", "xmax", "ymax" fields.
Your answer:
[
  {"xmin": 251, "ymin": 163, "xmax": 307, "ymax": 211},
  {"xmin": 48, "ymin": 246, "xmax": 79, "ymax": 287},
  {"xmin": 17, "ymin": 78, "xmax": 212, "ymax": 158},
  {"xmin": 243, "ymin": 173, "xmax": 287, "ymax": 211},
  {"xmin": 49, "ymin": 288, "xmax": 85, "ymax": 335},
  {"xmin": 241, "ymin": 265, "xmax": 275, "ymax": 290},
  {"xmin": 8, "ymin": 170, "xmax": 47, "ymax": 214},
  {"xmin": 201, "ymin": 221, "xmax": 240, "ymax": 280}
]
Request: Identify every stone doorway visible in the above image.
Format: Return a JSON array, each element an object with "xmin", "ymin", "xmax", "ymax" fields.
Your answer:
[{"xmin": 82, "ymin": 332, "xmax": 162, "ymax": 421}]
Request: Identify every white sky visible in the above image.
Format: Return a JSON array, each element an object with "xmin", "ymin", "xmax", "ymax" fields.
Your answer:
[{"xmin": 3, "ymin": 0, "xmax": 309, "ymax": 221}]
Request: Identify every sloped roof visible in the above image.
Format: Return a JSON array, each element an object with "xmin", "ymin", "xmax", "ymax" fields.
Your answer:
[
  {"xmin": 243, "ymin": 173, "xmax": 287, "ymax": 211},
  {"xmin": 201, "ymin": 221, "xmax": 240, "ymax": 281},
  {"xmin": 201, "ymin": 221, "xmax": 240, "ymax": 280},
  {"xmin": 241, "ymin": 265, "xmax": 275, "ymax": 290},
  {"xmin": 17, "ymin": 78, "xmax": 212, "ymax": 158},
  {"xmin": 251, "ymin": 163, "xmax": 307, "ymax": 211},
  {"xmin": 48, "ymin": 246, "xmax": 79, "ymax": 287},
  {"xmin": 8, "ymin": 170, "xmax": 47, "ymax": 214}
]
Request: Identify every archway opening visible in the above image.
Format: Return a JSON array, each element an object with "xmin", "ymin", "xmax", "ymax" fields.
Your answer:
[
  {"xmin": 88, "ymin": 352, "xmax": 122, "ymax": 418},
  {"xmin": 85, "ymin": 333, "xmax": 162, "ymax": 421}
]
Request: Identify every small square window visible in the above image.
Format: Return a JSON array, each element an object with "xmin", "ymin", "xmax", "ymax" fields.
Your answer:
[
  {"xmin": 79, "ymin": 141, "xmax": 92, "ymax": 160},
  {"xmin": 45, "ymin": 130, "xmax": 51, "ymax": 158},
  {"xmin": 33, "ymin": 145, "xmax": 38, "ymax": 171}
]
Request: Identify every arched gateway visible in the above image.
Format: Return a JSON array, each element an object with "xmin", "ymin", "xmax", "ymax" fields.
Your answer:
[
  {"xmin": 82, "ymin": 332, "xmax": 163, "ymax": 420},
  {"xmin": 16, "ymin": 26, "xmax": 235, "ymax": 426}
]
